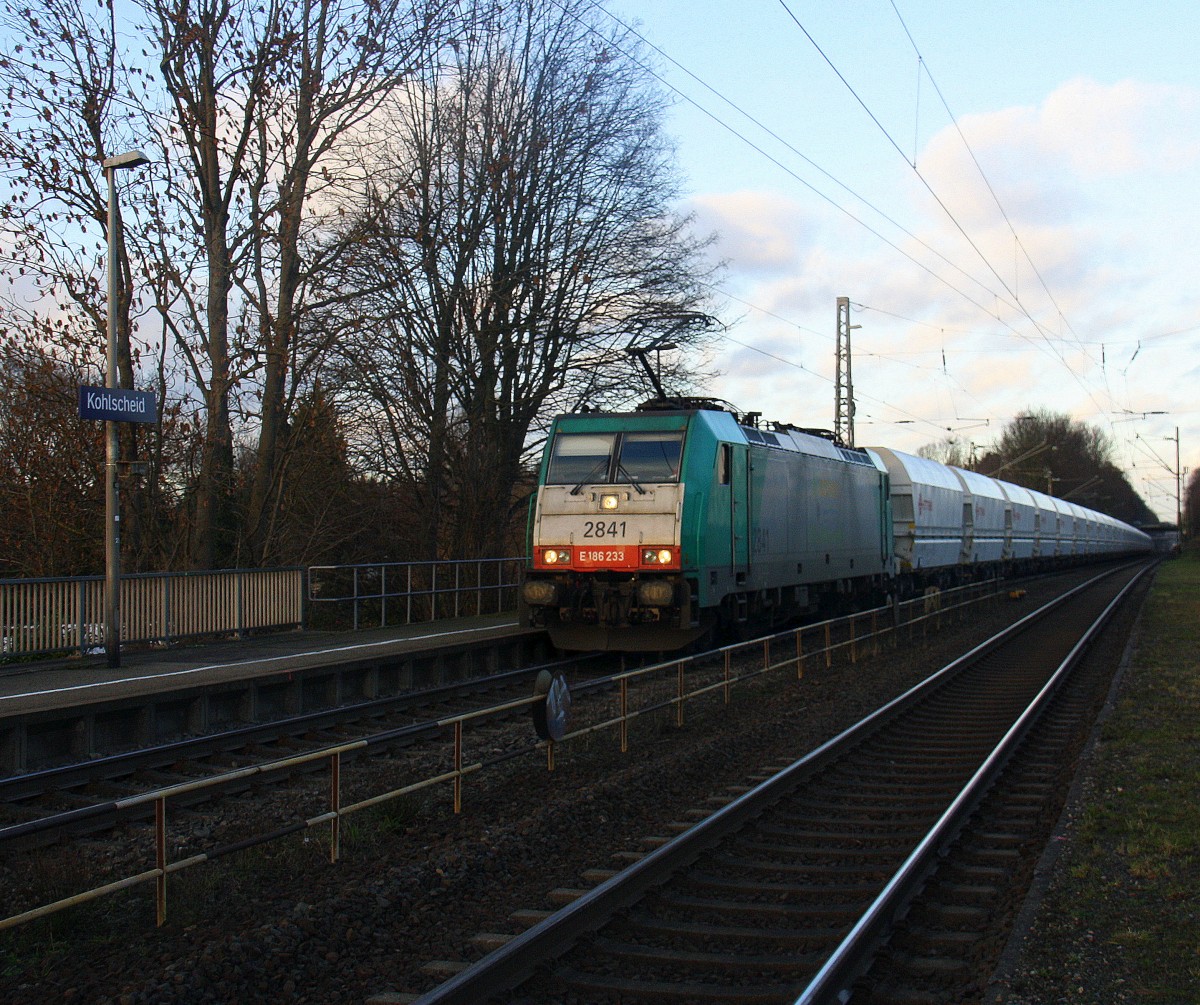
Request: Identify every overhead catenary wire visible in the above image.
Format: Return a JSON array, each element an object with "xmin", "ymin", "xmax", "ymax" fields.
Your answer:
[
  {"xmin": 3, "ymin": 4, "xmax": 1193, "ymax": 481},
  {"xmin": 575, "ymin": 0, "xmax": 1043, "ymax": 323},
  {"xmin": 774, "ymin": 0, "xmax": 1116, "ymax": 427},
  {"xmin": 570, "ymin": 0, "xmax": 1148, "ymax": 437},
  {"xmin": 562, "ymin": 0, "xmax": 1160, "ymax": 450},
  {"xmin": 683, "ymin": 0, "xmax": 1183, "ymax": 476},
  {"xmin": 887, "ymin": 0, "xmax": 1088, "ymax": 358}
]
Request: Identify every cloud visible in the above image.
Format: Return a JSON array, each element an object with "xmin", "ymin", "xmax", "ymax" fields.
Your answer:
[
  {"xmin": 854, "ymin": 76, "xmax": 1200, "ymax": 341},
  {"xmin": 1042, "ymin": 77, "xmax": 1200, "ymax": 178},
  {"xmin": 685, "ymin": 75, "xmax": 1199, "ymax": 512},
  {"xmin": 918, "ymin": 77, "xmax": 1200, "ymax": 223},
  {"xmin": 688, "ymin": 190, "xmax": 820, "ymax": 277}
]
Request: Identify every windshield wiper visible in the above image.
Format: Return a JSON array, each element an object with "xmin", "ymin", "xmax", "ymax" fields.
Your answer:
[
  {"xmin": 616, "ymin": 462, "xmax": 647, "ymax": 494},
  {"xmin": 570, "ymin": 457, "xmax": 610, "ymax": 495}
]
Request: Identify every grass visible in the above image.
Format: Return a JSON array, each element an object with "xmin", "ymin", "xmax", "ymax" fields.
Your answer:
[{"xmin": 1012, "ymin": 546, "xmax": 1200, "ymax": 1000}]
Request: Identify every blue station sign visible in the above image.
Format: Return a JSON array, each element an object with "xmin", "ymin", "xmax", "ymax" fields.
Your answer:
[{"xmin": 78, "ymin": 385, "xmax": 158, "ymax": 424}]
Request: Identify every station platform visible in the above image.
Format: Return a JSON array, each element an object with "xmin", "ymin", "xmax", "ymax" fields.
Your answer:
[{"xmin": 0, "ymin": 613, "xmax": 543, "ymax": 721}]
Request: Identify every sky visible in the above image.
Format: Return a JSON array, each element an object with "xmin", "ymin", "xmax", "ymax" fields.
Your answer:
[{"xmin": 601, "ymin": 0, "xmax": 1199, "ymax": 524}]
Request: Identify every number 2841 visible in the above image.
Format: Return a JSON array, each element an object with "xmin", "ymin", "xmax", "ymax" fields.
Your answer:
[{"xmin": 583, "ymin": 520, "xmax": 626, "ymax": 538}]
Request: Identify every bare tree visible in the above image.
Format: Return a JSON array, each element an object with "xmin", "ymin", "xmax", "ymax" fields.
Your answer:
[
  {"xmin": 976, "ymin": 409, "xmax": 1155, "ymax": 524},
  {"xmin": 146, "ymin": 0, "xmax": 266, "ymax": 568},
  {"xmin": 0, "ymin": 0, "xmax": 181, "ymax": 570},
  {"xmin": 917, "ymin": 435, "xmax": 971, "ymax": 468},
  {"xmin": 143, "ymin": 0, "xmax": 458, "ymax": 567},
  {"xmin": 0, "ymin": 349, "xmax": 105, "ymax": 576},
  {"xmin": 325, "ymin": 0, "xmax": 720, "ymax": 557},
  {"xmin": 0, "ymin": 0, "xmax": 720, "ymax": 571},
  {"xmin": 236, "ymin": 0, "xmax": 455, "ymax": 565}
]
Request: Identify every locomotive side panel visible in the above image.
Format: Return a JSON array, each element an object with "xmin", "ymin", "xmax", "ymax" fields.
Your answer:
[
  {"xmin": 745, "ymin": 433, "xmax": 890, "ymax": 595},
  {"xmin": 682, "ymin": 410, "xmax": 745, "ymax": 608}
]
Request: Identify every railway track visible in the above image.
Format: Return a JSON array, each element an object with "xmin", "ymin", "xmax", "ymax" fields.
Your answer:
[
  {"xmin": 0, "ymin": 652, "xmax": 612, "ymax": 851},
  {"xmin": 408, "ymin": 562, "xmax": 1150, "ymax": 1005}
]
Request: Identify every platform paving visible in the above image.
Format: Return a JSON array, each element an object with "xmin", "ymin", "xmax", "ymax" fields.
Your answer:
[{"xmin": 0, "ymin": 612, "xmax": 533, "ymax": 719}]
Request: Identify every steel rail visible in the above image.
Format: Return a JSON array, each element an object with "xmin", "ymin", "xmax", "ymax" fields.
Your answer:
[
  {"xmin": 0, "ymin": 652, "xmax": 602, "ymax": 846},
  {"xmin": 407, "ymin": 563, "xmax": 1145, "ymax": 1005},
  {"xmin": 792, "ymin": 561, "xmax": 1152, "ymax": 1005},
  {"xmin": 0, "ymin": 565, "xmax": 1130, "ymax": 939}
]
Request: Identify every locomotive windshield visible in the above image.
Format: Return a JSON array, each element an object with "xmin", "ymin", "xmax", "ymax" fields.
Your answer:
[
  {"xmin": 619, "ymin": 432, "xmax": 683, "ymax": 482},
  {"xmin": 546, "ymin": 433, "xmax": 616, "ymax": 485},
  {"xmin": 546, "ymin": 430, "xmax": 683, "ymax": 485}
]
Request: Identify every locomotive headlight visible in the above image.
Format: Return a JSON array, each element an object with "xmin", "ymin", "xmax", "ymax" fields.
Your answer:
[
  {"xmin": 600, "ymin": 493, "xmax": 620, "ymax": 511},
  {"xmin": 641, "ymin": 548, "xmax": 675, "ymax": 565},
  {"xmin": 542, "ymin": 548, "xmax": 571, "ymax": 565}
]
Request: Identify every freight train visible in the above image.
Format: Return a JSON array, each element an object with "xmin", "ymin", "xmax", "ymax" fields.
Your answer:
[{"xmin": 519, "ymin": 400, "xmax": 1152, "ymax": 651}]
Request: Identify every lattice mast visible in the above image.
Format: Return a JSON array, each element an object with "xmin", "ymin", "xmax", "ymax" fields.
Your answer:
[{"xmin": 834, "ymin": 296, "xmax": 859, "ymax": 447}]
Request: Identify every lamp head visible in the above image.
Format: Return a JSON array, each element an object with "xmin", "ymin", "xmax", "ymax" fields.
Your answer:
[{"xmin": 102, "ymin": 150, "xmax": 151, "ymax": 171}]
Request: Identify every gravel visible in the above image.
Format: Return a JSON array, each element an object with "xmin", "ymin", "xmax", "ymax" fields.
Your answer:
[{"xmin": 0, "ymin": 573, "xmax": 1116, "ymax": 1004}]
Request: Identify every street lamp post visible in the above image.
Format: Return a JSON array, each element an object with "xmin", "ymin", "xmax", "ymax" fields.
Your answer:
[{"xmin": 103, "ymin": 150, "xmax": 151, "ymax": 668}]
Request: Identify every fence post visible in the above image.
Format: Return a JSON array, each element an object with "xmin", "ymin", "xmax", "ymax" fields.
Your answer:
[
  {"xmin": 620, "ymin": 678, "xmax": 629, "ymax": 752},
  {"xmin": 164, "ymin": 575, "xmax": 173, "ymax": 648},
  {"xmin": 155, "ymin": 796, "xmax": 168, "ymax": 927},
  {"xmin": 329, "ymin": 752, "xmax": 341, "ymax": 863},
  {"xmin": 76, "ymin": 578, "xmax": 87, "ymax": 658},
  {"xmin": 236, "ymin": 571, "xmax": 245, "ymax": 639},
  {"xmin": 453, "ymin": 720, "xmax": 463, "ymax": 813}
]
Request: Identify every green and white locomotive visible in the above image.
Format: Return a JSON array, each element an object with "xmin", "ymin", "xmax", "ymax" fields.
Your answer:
[
  {"xmin": 520, "ymin": 402, "xmax": 894, "ymax": 651},
  {"xmin": 520, "ymin": 400, "xmax": 1152, "ymax": 652}
]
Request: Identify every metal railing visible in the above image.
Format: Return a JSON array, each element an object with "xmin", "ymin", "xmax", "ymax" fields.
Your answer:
[
  {"xmin": 1, "ymin": 568, "xmax": 304, "ymax": 659},
  {"xmin": 0, "ymin": 557, "xmax": 522, "ymax": 661},
  {"xmin": 0, "ymin": 577, "xmax": 1003, "ymax": 933},
  {"xmin": 307, "ymin": 557, "xmax": 523, "ymax": 630}
]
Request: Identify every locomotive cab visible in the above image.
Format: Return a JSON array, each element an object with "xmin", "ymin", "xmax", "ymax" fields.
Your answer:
[{"xmin": 521, "ymin": 413, "xmax": 703, "ymax": 651}]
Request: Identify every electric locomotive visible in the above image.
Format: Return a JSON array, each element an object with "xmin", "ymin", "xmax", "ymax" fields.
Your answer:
[
  {"xmin": 520, "ymin": 401, "xmax": 893, "ymax": 651},
  {"xmin": 521, "ymin": 400, "xmax": 1153, "ymax": 652}
]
